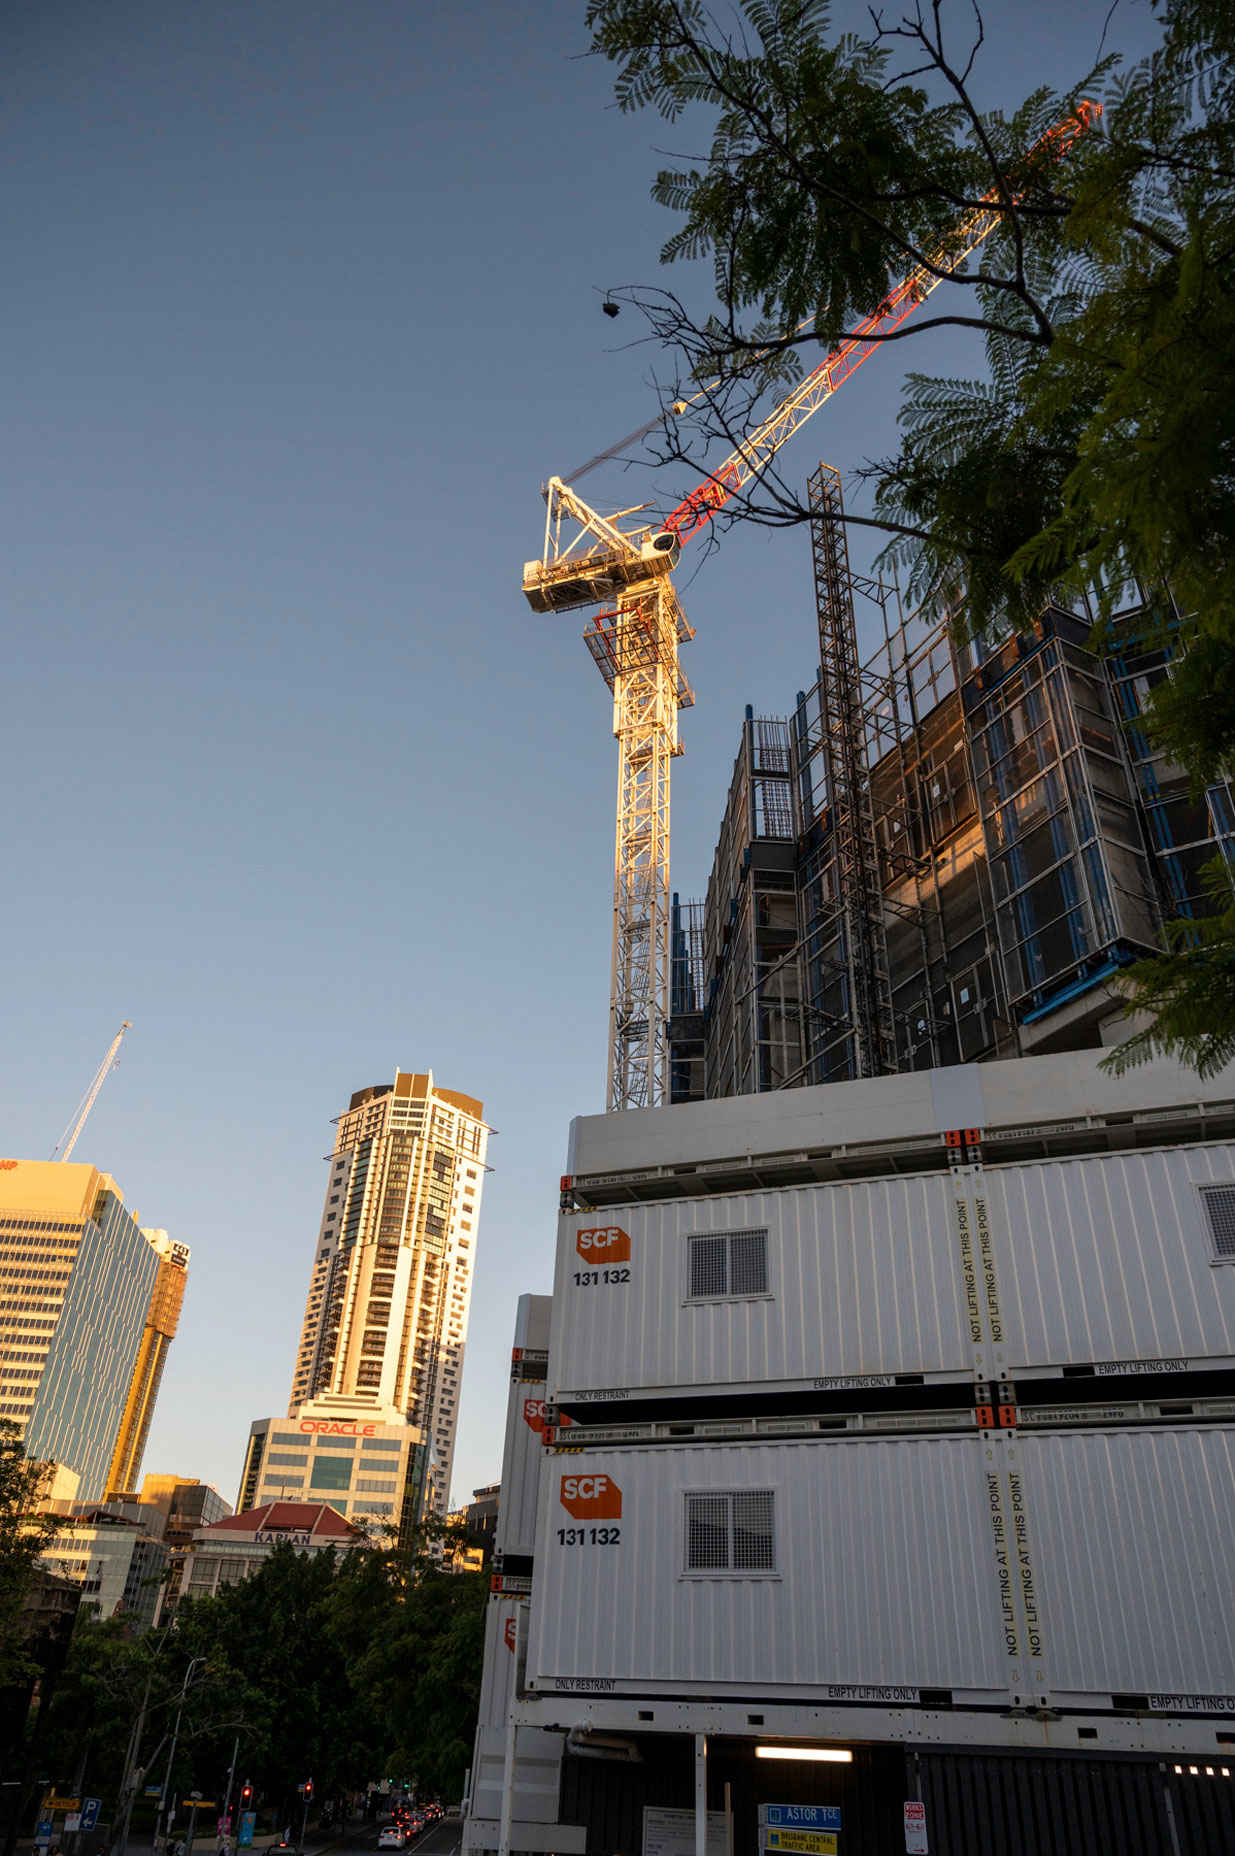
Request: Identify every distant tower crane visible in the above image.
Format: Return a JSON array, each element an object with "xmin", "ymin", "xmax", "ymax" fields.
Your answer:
[
  {"xmin": 50, "ymin": 1021, "xmax": 132, "ymax": 1161},
  {"xmin": 525, "ymin": 106, "xmax": 1100, "ymax": 1112}
]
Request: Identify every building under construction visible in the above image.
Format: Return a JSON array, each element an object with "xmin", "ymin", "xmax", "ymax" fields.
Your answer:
[{"xmin": 669, "ymin": 464, "xmax": 1235, "ymax": 1103}]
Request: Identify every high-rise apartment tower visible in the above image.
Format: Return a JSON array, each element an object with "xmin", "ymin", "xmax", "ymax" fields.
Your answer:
[{"xmin": 289, "ymin": 1072, "xmax": 487, "ymax": 1515}]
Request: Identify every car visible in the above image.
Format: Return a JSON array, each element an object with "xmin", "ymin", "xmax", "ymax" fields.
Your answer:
[{"xmin": 378, "ymin": 1831, "xmax": 407, "ymax": 1850}]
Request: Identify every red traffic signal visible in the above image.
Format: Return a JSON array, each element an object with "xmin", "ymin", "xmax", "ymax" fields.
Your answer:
[
  {"xmin": 303, "ymin": 1781, "xmax": 314, "ymax": 1803},
  {"xmin": 240, "ymin": 1786, "xmax": 253, "ymax": 1808}
]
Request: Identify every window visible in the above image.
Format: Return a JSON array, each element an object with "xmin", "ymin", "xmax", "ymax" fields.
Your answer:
[
  {"xmin": 685, "ymin": 1491, "xmax": 775, "ymax": 1573},
  {"xmin": 1199, "ymin": 1184, "xmax": 1235, "ymax": 1259},
  {"xmin": 310, "ymin": 1455, "xmax": 354, "ymax": 1492},
  {"xmin": 266, "ymin": 1451, "xmax": 309, "ymax": 1468},
  {"xmin": 688, "ymin": 1230, "xmax": 769, "ymax": 1299},
  {"xmin": 355, "ymin": 1477, "xmax": 398, "ymax": 1495}
]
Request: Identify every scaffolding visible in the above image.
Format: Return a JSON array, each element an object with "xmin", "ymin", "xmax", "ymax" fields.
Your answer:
[{"xmin": 671, "ymin": 480, "xmax": 1206, "ymax": 1101}]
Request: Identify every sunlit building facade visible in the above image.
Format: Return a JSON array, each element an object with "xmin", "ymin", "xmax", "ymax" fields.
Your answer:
[
  {"xmin": 0, "ymin": 1160, "xmax": 187, "ymax": 1502},
  {"xmin": 288, "ymin": 1071, "xmax": 487, "ymax": 1516},
  {"xmin": 237, "ymin": 1394, "xmax": 426, "ymax": 1530}
]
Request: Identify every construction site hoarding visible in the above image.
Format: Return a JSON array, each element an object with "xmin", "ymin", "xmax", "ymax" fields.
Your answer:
[
  {"xmin": 526, "ymin": 1428, "xmax": 1235, "ymax": 1713},
  {"xmin": 550, "ymin": 1142, "xmax": 1235, "ymax": 1399}
]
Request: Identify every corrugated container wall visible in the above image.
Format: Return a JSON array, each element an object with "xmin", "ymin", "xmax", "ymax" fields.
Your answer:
[
  {"xmin": 527, "ymin": 1429, "xmax": 1235, "ymax": 1711},
  {"xmin": 550, "ymin": 1144, "xmax": 1235, "ymax": 1398}
]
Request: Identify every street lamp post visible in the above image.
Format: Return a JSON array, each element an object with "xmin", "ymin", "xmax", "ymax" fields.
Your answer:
[{"xmin": 156, "ymin": 1657, "xmax": 205, "ymax": 1853}]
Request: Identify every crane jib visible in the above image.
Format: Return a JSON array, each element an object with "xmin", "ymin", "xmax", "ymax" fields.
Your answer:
[{"xmin": 659, "ymin": 99, "xmax": 1100, "ymax": 548}]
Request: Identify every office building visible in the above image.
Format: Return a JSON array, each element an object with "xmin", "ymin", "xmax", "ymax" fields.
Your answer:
[
  {"xmin": 0, "ymin": 1160, "xmax": 187, "ymax": 1501},
  {"xmin": 287, "ymin": 1070, "xmax": 488, "ymax": 1516},
  {"xmin": 178, "ymin": 1499, "xmax": 371, "ymax": 1601},
  {"xmin": 470, "ymin": 1050, "xmax": 1235, "ymax": 1856},
  {"xmin": 41, "ymin": 1506, "xmax": 169, "ymax": 1632},
  {"xmin": 126, "ymin": 1475, "xmax": 231, "ymax": 1615},
  {"xmin": 105, "ymin": 1232, "xmax": 189, "ymax": 1495},
  {"xmin": 237, "ymin": 1393, "xmax": 425, "ymax": 1530}
]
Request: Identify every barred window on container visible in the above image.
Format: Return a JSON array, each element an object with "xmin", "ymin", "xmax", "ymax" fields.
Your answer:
[
  {"xmin": 1199, "ymin": 1184, "xmax": 1235, "ymax": 1260},
  {"xmin": 685, "ymin": 1491, "xmax": 775, "ymax": 1574},
  {"xmin": 688, "ymin": 1230, "xmax": 769, "ymax": 1299}
]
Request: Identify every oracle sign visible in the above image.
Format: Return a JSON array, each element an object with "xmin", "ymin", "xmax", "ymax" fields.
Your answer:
[
  {"xmin": 298, "ymin": 1420, "xmax": 377, "ymax": 1438},
  {"xmin": 576, "ymin": 1225, "xmax": 630, "ymax": 1263},
  {"xmin": 560, "ymin": 1472, "xmax": 622, "ymax": 1520}
]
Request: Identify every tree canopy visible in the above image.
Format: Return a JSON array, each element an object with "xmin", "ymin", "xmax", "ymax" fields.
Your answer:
[
  {"xmin": 32, "ymin": 1523, "xmax": 486, "ymax": 1838},
  {"xmin": 586, "ymin": 0, "xmax": 1235, "ymax": 1067}
]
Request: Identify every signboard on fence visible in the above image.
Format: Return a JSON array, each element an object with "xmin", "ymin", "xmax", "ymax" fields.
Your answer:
[{"xmin": 643, "ymin": 1806, "xmax": 728, "ymax": 1856}]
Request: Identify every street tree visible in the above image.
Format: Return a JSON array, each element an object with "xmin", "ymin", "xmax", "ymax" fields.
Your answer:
[
  {"xmin": 0, "ymin": 1423, "xmax": 72, "ymax": 1691},
  {"xmin": 586, "ymin": 0, "xmax": 1235, "ymax": 1066}
]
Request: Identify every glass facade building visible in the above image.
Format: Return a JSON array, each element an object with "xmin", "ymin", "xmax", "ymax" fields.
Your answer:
[{"xmin": 0, "ymin": 1161, "xmax": 188, "ymax": 1503}]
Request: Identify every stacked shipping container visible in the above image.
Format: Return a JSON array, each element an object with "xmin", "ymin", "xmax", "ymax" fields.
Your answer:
[{"xmin": 469, "ymin": 1051, "xmax": 1235, "ymax": 1855}]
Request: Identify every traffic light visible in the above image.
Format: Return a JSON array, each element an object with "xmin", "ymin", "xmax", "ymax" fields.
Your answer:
[
  {"xmin": 240, "ymin": 1786, "xmax": 253, "ymax": 1809},
  {"xmin": 303, "ymin": 1781, "xmax": 314, "ymax": 1804}
]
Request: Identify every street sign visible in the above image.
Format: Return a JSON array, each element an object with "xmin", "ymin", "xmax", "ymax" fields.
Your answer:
[
  {"xmin": 183, "ymin": 1800, "xmax": 216, "ymax": 1808},
  {"xmin": 64, "ymin": 1814, "xmax": 82, "ymax": 1832},
  {"xmin": 904, "ymin": 1800, "xmax": 928, "ymax": 1854},
  {"xmin": 760, "ymin": 1808, "xmax": 842, "ymax": 1832},
  {"xmin": 81, "ymin": 1799, "xmax": 102, "ymax": 1832},
  {"xmin": 35, "ymin": 1820, "xmax": 53, "ymax": 1844},
  {"xmin": 763, "ymin": 1831, "xmax": 837, "ymax": 1855},
  {"xmin": 47, "ymin": 1797, "xmax": 80, "ymax": 1811},
  {"xmin": 145, "ymin": 1787, "xmax": 162, "ymax": 1798}
]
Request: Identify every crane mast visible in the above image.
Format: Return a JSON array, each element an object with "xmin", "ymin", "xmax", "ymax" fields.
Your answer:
[
  {"xmin": 51, "ymin": 1021, "xmax": 132, "ymax": 1161},
  {"xmin": 525, "ymin": 103, "xmax": 1099, "ymax": 1112}
]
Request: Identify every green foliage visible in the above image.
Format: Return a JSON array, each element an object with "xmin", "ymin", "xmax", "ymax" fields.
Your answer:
[
  {"xmin": 0, "ymin": 1423, "xmax": 77, "ymax": 1691},
  {"xmin": 37, "ymin": 1523, "xmax": 487, "ymax": 1823},
  {"xmin": 1101, "ymin": 860, "xmax": 1235, "ymax": 1078},
  {"xmin": 589, "ymin": 0, "xmax": 1235, "ymax": 1069}
]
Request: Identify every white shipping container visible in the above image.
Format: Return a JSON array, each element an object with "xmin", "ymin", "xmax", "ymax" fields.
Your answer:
[
  {"xmin": 496, "ymin": 1374, "xmax": 555, "ymax": 1562},
  {"xmin": 550, "ymin": 1145, "xmax": 1235, "ymax": 1396},
  {"xmin": 496, "ymin": 1294, "xmax": 554, "ymax": 1562},
  {"xmin": 478, "ymin": 1593, "xmax": 523, "ymax": 1730},
  {"xmin": 526, "ymin": 1428, "xmax": 1235, "ymax": 1710}
]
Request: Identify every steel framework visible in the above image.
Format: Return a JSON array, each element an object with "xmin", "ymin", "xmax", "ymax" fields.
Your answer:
[
  {"xmin": 804, "ymin": 466, "xmax": 897, "ymax": 1077},
  {"xmin": 523, "ymin": 103, "xmax": 1100, "ymax": 1111}
]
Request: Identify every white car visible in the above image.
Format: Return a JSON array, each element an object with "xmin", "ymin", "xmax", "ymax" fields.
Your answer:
[{"xmin": 378, "ymin": 1831, "xmax": 407, "ymax": 1850}]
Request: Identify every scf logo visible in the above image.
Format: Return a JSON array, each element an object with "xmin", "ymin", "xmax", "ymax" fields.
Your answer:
[
  {"xmin": 503, "ymin": 1616, "xmax": 517, "ymax": 1652},
  {"xmin": 560, "ymin": 1473, "xmax": 622, "ymax": 1520},
  {"xmin": 576, "ymin": 1225, "xmax": 630, "ymax": 1263},
  {"xmin": 523, "ymin": 1399, "xmax": 571, "ymax": 1435}
]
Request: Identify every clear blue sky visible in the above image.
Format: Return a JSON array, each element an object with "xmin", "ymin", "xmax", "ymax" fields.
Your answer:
[{"xmin": 2, "ymin": 0, "xmax": 1160, "ymax": 1509}]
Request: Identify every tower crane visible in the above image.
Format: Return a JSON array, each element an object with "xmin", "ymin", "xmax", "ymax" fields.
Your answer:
[
  {"xmin": 50, "ymin": 1021, "xmax": 132, "ymax": 1161},
  {"xmin": 525, "ymin": 104, "xmax": 1100, "ymax": 1113}
]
